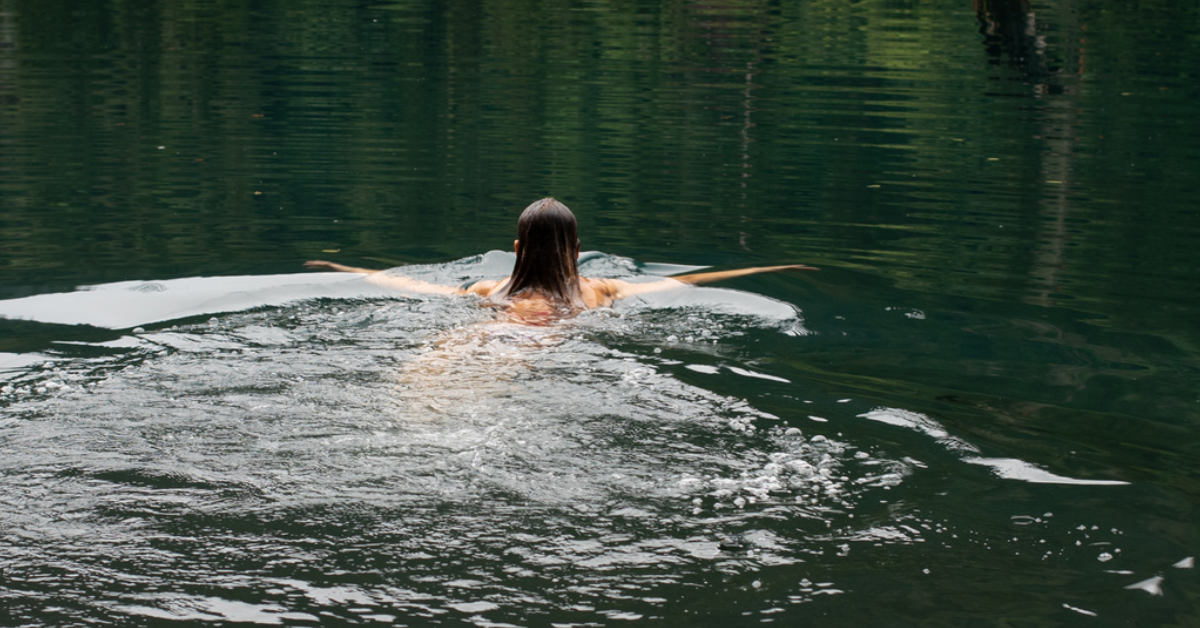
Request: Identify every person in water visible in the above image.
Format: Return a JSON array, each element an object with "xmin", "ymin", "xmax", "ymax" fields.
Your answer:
[{"xmin": 305, "ymin": 198, "xmax": 816, "ymax": 323}]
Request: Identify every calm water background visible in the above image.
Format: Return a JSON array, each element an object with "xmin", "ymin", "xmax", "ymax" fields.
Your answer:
[{"xmin": 2, "ymin": 0, "xmax": 1199, "ymax": 626}]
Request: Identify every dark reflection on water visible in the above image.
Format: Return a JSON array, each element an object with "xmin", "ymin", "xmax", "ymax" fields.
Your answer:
[{"xmin": 2, "ymin": 0, "xmax": 1200, "ymax": 625}]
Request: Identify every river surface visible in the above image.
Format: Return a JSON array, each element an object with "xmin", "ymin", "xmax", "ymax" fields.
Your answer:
[{"xmin": 1, "ymin": 1, "xmax": 1198, "ymax": 626}]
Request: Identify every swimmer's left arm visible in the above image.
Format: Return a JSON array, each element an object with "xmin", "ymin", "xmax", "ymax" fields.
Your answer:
[
  {"xmin": 304, "ymin": 260, "xmax": 379, "ymax": 274},
  {"xmin": 304, "ymin": 260, "xmax": 458, "ymax": 295},
  {"xmin": 462, "ymin": 279, "xmax": 502, "ymax": 297},
  {"xmin": 366, "ymin": 274, "xmax": 458, "ymax": 295}
]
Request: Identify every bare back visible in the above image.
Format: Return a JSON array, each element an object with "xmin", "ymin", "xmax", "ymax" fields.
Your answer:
[{"xmin": 461, "ymin": 277, "xmax": 627, "ymax": 324}]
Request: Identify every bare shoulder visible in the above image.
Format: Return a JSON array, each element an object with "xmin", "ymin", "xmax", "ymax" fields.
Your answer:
[
  {"xmin": 582, "ymin": 277, "xmax": 620, "ymax": 297},
  {"xmin": 462, "ymin": 278, "xmax": 504, "ymax": 297},
  {"xmin": 580, "ymin": 277, "xmax": 621, "ymax": 308}
]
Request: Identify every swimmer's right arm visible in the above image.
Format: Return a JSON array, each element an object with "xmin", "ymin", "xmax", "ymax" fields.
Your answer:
[
  {"xmin": 669, "ymin": 264, "xmax": 819, "ymax": 285},
  {"xmin": 304, "ymin": 260, "xmax": 459, "ymax": 295},
  {"xmin": 603, "ymin": 264, "xmax": 819, "ymax": 299}
]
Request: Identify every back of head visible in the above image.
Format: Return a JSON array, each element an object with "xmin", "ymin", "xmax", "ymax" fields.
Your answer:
[{"xmin": 494, "ymin": 198, "xmax": 583, "ymax": 308}]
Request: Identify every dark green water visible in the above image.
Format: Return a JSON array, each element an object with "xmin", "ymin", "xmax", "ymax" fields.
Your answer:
[{"xmin": 2, "ymin": 0, "xmax": 1199, "ymax": 626}]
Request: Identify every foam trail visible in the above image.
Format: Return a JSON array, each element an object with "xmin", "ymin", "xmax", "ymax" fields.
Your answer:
[
  {"xmin": 858, "ymin": 408, "xmax": 979, "ymax": 453},
  {"xmin": 0, "ymin": 273, "xmax": 381, "ymax": 329},
  {"xmin": 963, "ymin": 458, "xmax": 1130, "ymax": 486},
  {"xmin": 859, "ymin": 407, "xmax": 1129, "ymax": 487}
]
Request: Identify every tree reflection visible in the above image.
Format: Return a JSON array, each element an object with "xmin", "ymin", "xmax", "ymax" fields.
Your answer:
[{"xmin": 975, "ymin": 0, "xmax": 1063, "ymax": 94}]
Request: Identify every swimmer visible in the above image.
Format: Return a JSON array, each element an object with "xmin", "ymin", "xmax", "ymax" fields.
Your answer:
[{"xmin": 305, "ymin": 198, "xmax": 816, "ymax": 324}]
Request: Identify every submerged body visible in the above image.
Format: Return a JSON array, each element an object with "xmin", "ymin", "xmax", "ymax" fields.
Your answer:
[{"xmin": 305, "ymin": 198, "xmax": 816, "ymax": 324}]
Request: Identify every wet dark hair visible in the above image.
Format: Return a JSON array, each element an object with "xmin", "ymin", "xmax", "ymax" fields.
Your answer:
[{"xmin": 493, "ymin": 198, "xmax": 583, "ymax": 308}]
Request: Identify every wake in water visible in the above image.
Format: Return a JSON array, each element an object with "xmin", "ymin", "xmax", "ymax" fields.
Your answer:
[{"xmin": 0, "ymin": 253, "xmax": 1168, "ymax": 626}]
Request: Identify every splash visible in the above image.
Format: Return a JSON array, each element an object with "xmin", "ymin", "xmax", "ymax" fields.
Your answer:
[{"xmin": 0, "ymin": 255, "xmax": 897, "ymax": 625}]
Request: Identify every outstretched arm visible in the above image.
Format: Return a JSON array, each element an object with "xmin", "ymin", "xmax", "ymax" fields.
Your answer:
[
  {"xmin": 669, "ymin": 264, "xmax": 818, "ymax": 286},
  {"xmin": 304, "ymin": 259, "xmax": 458, "ymax": 295},
  {"xmin": 304, "ymin": 260, "xmax": 380, "ymax": 274},
  {"xmin": 604, "ymin": 264, "xmax": 818, "ymax": 299}
]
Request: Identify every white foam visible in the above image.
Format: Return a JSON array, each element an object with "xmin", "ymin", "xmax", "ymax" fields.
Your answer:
[
  {"xmin": 447, "ymin": 601, "xmax": 500, "ymax": 614},
  {"xmin": 1123, "ymin": 575, "xmax": 1164, "ymax": 596},
  {"xmin": 1062, "ymin": 603, "xmax": 1097, "ymax": 617},
  {"xmin": 963, "ymin": 458, "xmax": 1130, "ymax": 486},
  {"xmin": 685, "ymin": 364, "xmax": 721, "ymax": 375},
  {"xmin": 858, "ymin": 408, "xmax": 978, "ymax": 453},
  {"xmin": 727, "ymin": 366, "xmax": 791, "ymax": 383},
  {"xmin": 0, "ymin": 273, "xmax": 382, "ymax": 329}
]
